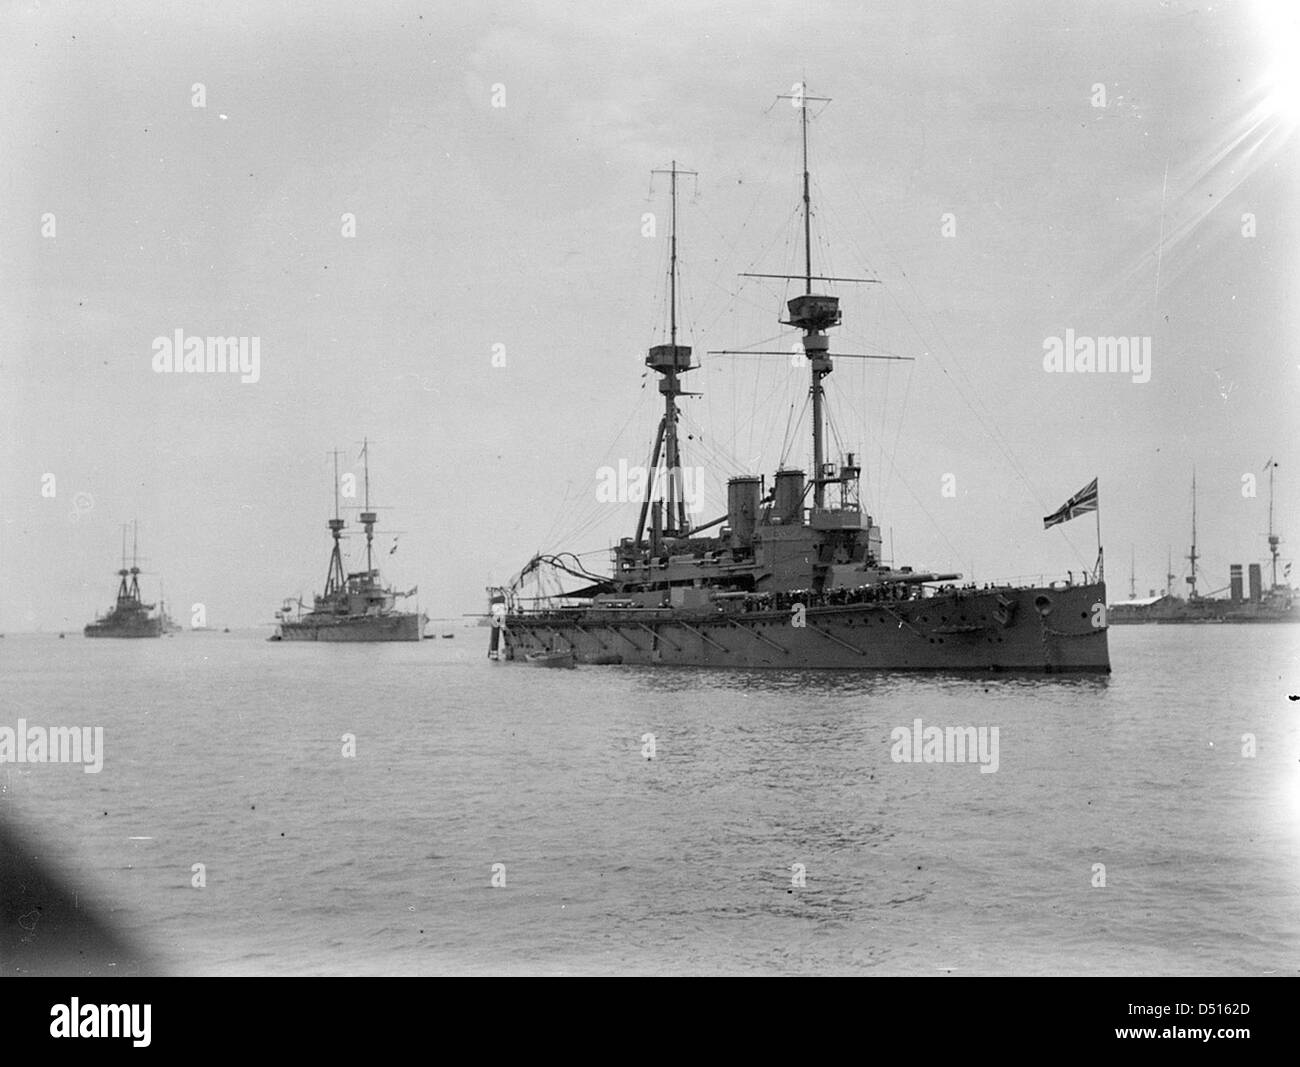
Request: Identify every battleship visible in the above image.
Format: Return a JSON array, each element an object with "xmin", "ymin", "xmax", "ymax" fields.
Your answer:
[
  {"xmin": 84, "ymin": 523, "xmax": 163, "ymax": 639},
  {"xmin": 1109, "ymin": 474, "xmax": 1227, "ymax": 623},
  {"xmin": 273, "ymin": 442, "xmax": 426, "ymax": 642},
  {"xmin": 1224, "ymin": 459, "xmax": 1296, "ymax": 622},
  {"xmin": 488, "ymin": 97, "xmax": 1110, "ymax": 672},
  {"xmin": 1110, "ymin": 462, "xmax": 1296, "ymax": 623},
  {"xmin": 158, "ymin": 580, "xmax": 183, "ymax": 635}
]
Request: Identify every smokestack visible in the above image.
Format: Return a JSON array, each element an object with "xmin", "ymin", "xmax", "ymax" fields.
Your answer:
[
  {"xmin": 1248, "ymin": 563, "xmax": 1263, "ymax": 603},
  {"xmin": 727, "ymin": 476, "xmax": 761, "ymax": 547},
  {"xmin": 1230, "ymin": 565, "xmax": 1243, "ymax": 604},
  {"xmin": 772, "ymin": 469, "xmax": 806, "ymax": 523}
]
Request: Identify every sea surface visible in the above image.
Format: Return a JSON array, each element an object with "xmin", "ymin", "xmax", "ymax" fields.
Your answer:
[{"xmin": 2, "ymin": 624, "xmax": 1298, "ymax": 976}]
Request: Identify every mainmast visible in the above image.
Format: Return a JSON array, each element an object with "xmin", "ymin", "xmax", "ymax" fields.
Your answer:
[
  {"xmin": 360, "ymin": 438, "xmax": 376, "ymax": 577},
  {"xmin": 801, "ymin": 96, "xmax": 812, "ymax": 295},
  {"xmin": 708, "ymin": 88, "xmax": 902, "ymax": 520},
  {"xmin": 1186, "ymin": 470, "xmax": 1199, "ymax": 599},
  {"xmin": 324, "ymin": 448, "xmax": 346, "ymax": 596},
  {"xmin": 635, "ymin": 160, "xmax": 697, "ymax": 546},
  {"xmin": 116, "ymin": 523, "xmax": 130, "ymax": 603},
  {"xmin": 780, "ymin": 88, "xmax": 837, "ymax": 509}
]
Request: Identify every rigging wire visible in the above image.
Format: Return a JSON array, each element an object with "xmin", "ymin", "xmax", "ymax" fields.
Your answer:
[{"xmin": 822, "ymin": 156, "xmax": 1091, "ymax": 572}]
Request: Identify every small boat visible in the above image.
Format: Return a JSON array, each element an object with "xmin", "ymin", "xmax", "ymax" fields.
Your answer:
[
  {"xmin": 441, "ymin": 633, "xmax": 455, "ymax": 639},
  {"xmin": 526, "ymin": 650, "xmax": 575, "ymax": 669}
]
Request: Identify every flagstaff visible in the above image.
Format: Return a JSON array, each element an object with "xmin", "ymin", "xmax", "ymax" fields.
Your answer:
[
  {"xmin": 1096, "ymin": 501, "xmax": 1104, "ymax": 583},
  {"xmin": 1042, "ymin": 477, "xmax": 1101, "ymax": 582}
]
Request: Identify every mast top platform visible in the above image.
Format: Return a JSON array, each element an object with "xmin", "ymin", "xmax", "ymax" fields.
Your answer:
[
  {"xmin": 784, "ymin": 294, "xmax": 841, "ymax": 332},
  {"xmin": 646, "ymin": 343, "xmax": 694, "ymax": 374}
]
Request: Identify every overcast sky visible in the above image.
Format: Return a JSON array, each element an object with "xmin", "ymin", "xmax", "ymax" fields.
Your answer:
[{"xmin": 2, "ymin": 0, "xmax": 1296, "ymax": 631}]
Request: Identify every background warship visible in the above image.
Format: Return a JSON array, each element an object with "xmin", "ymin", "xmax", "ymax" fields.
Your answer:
[
  {"xmin": 84, "ymin": 523, "xmax": 163, "ymax": 639},
  {"xmin": 274, "ymin": 442, "xmax": 426, "ymax": 642},
  {"xmin": 1110, "ymin": 462, "xmax": 1295, "ymax": 623},
  {"xmin": 488, "ymin": 97, "xmax": 1111, "ymax": 672}
]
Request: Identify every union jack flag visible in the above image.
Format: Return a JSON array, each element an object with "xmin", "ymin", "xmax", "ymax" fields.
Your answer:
[{"xmin": 1044, "ymin": 478, "xmax": 1098, "ymax": 529}]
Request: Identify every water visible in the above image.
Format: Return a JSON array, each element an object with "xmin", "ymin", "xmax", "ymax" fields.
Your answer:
[{"xmin": 2, "ymin": 625, "xmax": 1298, "ymax": 975}]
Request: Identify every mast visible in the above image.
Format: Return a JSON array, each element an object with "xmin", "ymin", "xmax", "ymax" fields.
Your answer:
[
  {"xmin": 1129, "ymin": 546, "xmax": 1136, "ymax": 600},
  {"xmin": 777, "ymin": 86, "xmax": 836, "ymax": 510},
  {"xmin": 709, "ymin": 89, "xmax": 898, "ymax": 522},
  {"xmin": 1266, "ymin": 457, "xmax": 1279, "ymax": 588},
  {"xmin": 670, "ymin": 162, "xmax": 679, "ymax": 348},
  {"xmin": 129, "ymin": 520, "xmax": 142, "ymax": 602},
  {"xmin": 1186, "ymin": 470, "xmax": 1199, "ymax": 599},
  {"xmin": 324, "ymin": 448, "xmax": 346, "ymax": 596},
  {"xmin": 664, "ymin": 161, "xmax": 685, "ymax": 534},
  {"xmin": 804, "ymin": 96, "xmax": 824, "ymax": 507},
  {"xmin": 636, "ymin": 161, "xmax": 697, "ymax": 545},
  {"xmin": 360, "ymin": 438, "xmax": 376, "ymax": 577},
  {"xmin": 801, "ymin": 100, "xmax": 812, "ymax": 295},
  {"xmin": 116, "ymin": 523, "xmax": 130, "ymax": 603}
]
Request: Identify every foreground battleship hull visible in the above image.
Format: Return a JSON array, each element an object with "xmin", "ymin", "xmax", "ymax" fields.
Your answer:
[
  {"xmin": 500, "ymin": 583, "xmax": 1109, "ymax": 672},
  {"xmin": 277, "ymin": 612, "xmax": 425, "ymax": 642}
]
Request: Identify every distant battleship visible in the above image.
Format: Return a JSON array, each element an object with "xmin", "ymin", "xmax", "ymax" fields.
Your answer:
[
  {"xmin": 84, "ymin": 523, "xmax": 163, "ymax": 638},
  {"xmin": 1225, "ymin": 459, "xmax": 1296, "ymax": 622},
  {"xmin": 1110, "ymin": 462, "xmax": 1296, "ymax": 624},
  {"xmin": 488, "ymin": 95, "xmax": 1110, "ymax": 672},
  {"xmin": 158, "ymin": 580, "xmax": 183, "ymax": 635},
  {"xmin": 1109, "ymin": 473, "xmax": 1226, "ymax": 624},
  {"xmin": 273, "ymin": 441, "xmax": 426, "ymax": 642}
]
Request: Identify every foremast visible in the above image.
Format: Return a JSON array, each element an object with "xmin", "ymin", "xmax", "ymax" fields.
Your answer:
[
  {"xmin": 324, "ymin": 449, "xmax": 347, "ymax": 598},
  {"xmin": 635, "ymin": 161, "xmax": 698, "ymax": 549},
  {"xmin": 114, "ymin": 523, "xmax": 132, "ymax": 605},
  {"xmin": 1266, "ymin": 457, "xmax": 1281, "ymax": 589},
  {"xmin": 116, "ymin": 521, "xmax": 150, "ymax": 609}
]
